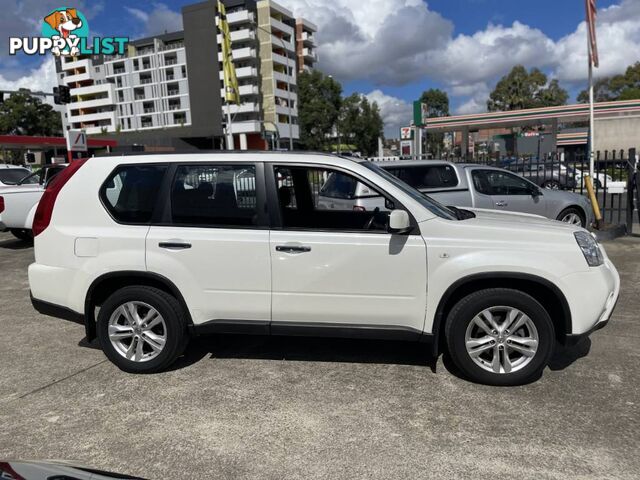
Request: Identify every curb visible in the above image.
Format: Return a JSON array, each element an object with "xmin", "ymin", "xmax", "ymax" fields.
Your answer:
[{"xmin": 594, "ymin": 224, "xmax": 628, "ymax": 242}]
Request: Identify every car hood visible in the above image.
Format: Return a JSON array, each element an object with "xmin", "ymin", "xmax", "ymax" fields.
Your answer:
[{"xmin": 461, "ymin": 207, "xmax": 581, "ymax": 233}]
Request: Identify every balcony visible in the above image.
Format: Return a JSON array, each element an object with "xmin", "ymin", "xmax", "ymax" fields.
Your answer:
[
  {"xmin": 61, "ymin": 58, "xmax": 89, "ymax": 72},
  {"xmin": 68, "ymin": 110, "xmax": 116, "ymax": 124},
  {"xmin": 167, "ymin": 89, "xmax": 180, "ymax": 97},
  {"xmin": 140, "ymin": 78, "xmax": 153, "ymax": 85},
  {"xmin": 220, "ymin": 84, "xmax": 259, "ymax": 97},
  {"xmin": 168, "ymin": 102, "xmax": 182, "ymax": 111},
  {"xmin": 302, "ymin": 48, "xmax": 317, "ymax": 61},
  {"xmin": 217, "ymin": 47, "xmax": 257, "ymax": 62},
  {"xmin": 270, "ymin": 17, "xmax": 294, "ymax": 36},
  {"xmin": 272, "ymin": 52, "xmax": 295, "ymax": 68},
  {"xmin": 273, "ymin": 71, "xmax": 295, "ymax": 84},
  {"xmin": 217, "ymin": 29, "xmax": 256, "ymax": 44},
  {"xmin": 228, "ymin": 102, "xmax": 259, "ymax": 114},
  {"xmin": 63, "ymin": 71, "xmax": 91, "ymax": 84},
  {"xmin": 301, "ymin": 31, "xmax": 316, "ymax": 45},
  {"xmin": 276, "ymin": 123, "xmax": 299, "ymax": 140},
  {"xmin": 274, "ymin": 88, "xmax": 296, "ymax": 101},
  {"xmin": 271, "ymin": 34, "xmax": 294, "ymax": 52},
  {"xmin": 226, "ymin": 10, "xmax": 254, "ymax": 25}
]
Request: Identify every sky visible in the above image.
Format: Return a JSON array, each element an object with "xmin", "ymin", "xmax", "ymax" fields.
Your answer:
[{"xmin": 1, "ymin": 0, "xmax": 639, "ymax": 137}]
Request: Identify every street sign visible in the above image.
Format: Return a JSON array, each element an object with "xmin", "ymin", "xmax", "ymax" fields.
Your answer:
[
  {"xmin": 413, "ymin": 101, "xmax": 428, "ymax": 127},
  {"xmin": 400, "ymin": 126, "xmax": 413, "ymax": 140},
  {"xmin": 66, "ymin": 129, "xmax": 87, "ymax": 152}
]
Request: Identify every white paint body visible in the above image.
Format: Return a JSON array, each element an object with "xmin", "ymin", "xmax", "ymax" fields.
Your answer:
[{"xmin": 29, "ymin": 154, "xmax": 619, "ymax": 338}]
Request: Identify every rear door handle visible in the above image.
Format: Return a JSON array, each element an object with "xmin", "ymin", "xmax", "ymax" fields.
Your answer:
[
  {"xmin": 495, "ymin": 201, "xmax": 508, "ymax": 207},
  {"xmin": 276, "ymin": 245, "xmax": 311, "ymax": 254},
  {"xmin": 159, "ymin": 241, "xmax": 192, "ymax": 250}
]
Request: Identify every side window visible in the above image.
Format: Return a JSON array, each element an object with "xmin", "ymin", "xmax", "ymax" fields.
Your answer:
[
  {"xmin": 400, "ymin": 165, "xmax": 459, "ymax": 189},
  {"xmin": 274, "ymin": 166, "xmax": 392, "ymax": 232},
  {"xmin": 472, "ymin": 170, "xmax": 532, "ymax": 196},
  {"xmin": 171, "ymin": 164, "xmax": 258, "ymax": 227},
  {"xmin": 101, "ymin": 165, "xmax": 167, "ymax": 223}
]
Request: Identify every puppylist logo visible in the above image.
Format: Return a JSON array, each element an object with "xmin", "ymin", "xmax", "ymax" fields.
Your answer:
[{"xmin": 9, "ymin": 7, "xmax": 128, "ymax": 57}]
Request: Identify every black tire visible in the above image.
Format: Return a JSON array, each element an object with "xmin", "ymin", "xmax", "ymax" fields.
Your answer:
[
  {"xmin": 97, "ymin": 286, "xmax": 189, "ymax": 373},
  {"xmin": 542, "ymin": 180, "xmax": 561, "ymax": 190},
  {"xmin": 556, "ymin": 207, "xmax": 586, "ymax": 227},
  {"xmin": 445, "ymin": 288, "xmax": 554, "ymax": 386},
  {"xmin": 10, "ymin": 229, "xmax": 33, "ymax": 242}
]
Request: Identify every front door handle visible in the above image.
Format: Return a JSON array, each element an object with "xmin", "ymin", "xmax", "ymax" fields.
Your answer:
[
  {"xmin": 159, "ymin": 241, "xmax": 192, "ymax": 250},
  {"xmin": 495, "ymin": 201, "xmax": 508, "ymax": 207},
  {"xmin": 276, "ymin": 245, "xmax": 311, "ymax": 254}
]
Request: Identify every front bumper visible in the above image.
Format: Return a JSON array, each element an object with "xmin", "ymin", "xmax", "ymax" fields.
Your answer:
[{"xmin": 560, "ymin": 257, "xmax": 620, "ymax": 341}]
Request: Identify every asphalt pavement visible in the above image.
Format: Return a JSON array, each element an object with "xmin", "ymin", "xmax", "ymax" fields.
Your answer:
[{"xmin": 0, "ymin": 231, "xmax": 638, "ymax": 479}]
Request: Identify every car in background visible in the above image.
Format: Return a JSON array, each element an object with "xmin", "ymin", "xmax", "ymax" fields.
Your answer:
[
  {"xmin": 504, "ymin": 160, "xmax": 576, "ymax": 190},
  {"xmin": 318, "ymin": 160, "xmax": 593, "ymax": 227},
  {"xmin": 0, "ymin": 164, "xmax": 38, "ymax": 190},
  {"xmin": 0, "ymin": 164, "xmax": 67, "ymax": 240}
]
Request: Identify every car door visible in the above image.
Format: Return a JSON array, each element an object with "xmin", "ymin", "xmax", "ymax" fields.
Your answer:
[
  {"xmin": 146, "ymin": 162, "xmax": 272, "ymax": 328},
  {"xmin": 267, "ymin": 163, "xmax": 428, "ymax": 336},
  {"xmin": 469, "ymin": 168, "xmax": 547, "ymax": 216}
]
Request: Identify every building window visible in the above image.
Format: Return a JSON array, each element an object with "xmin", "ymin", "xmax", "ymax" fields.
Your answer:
[
  {"xmin": 141, "ymin": 116, "xmax": 153, "ymax": 128},
  {"xmin": 173, "ymin": 112, "xmax": 186, "ymax": 125}
]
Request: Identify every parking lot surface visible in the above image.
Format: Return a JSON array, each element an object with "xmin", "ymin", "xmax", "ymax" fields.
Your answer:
[{"xmin": 0, "ymin": 231, "xmax": 638, "ymax": 479}]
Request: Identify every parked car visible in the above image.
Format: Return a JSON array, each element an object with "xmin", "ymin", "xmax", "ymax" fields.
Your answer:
[
  {"xmin": 0, "ymin": 460, "xmax": 145, "ymax": 479},
  {"xmin": 319, "ymin": 161, "xmax": 593, "ymax": 227},
  {"xmin": 0, "ymin": 164, "xmax": 38, "ymax": 190},
  {"xmin": 0, "ymin": 164, "xmax": 66, "ymax": 240},
  {"xmin": 505, "ymin": 160, "xmax": 576, "ymax": 190},
  {"xmin": 29, "ymin": 153, "xmax": 619, "ymax": 386}
]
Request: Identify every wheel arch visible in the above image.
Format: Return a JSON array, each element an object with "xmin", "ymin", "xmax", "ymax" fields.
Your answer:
[
  {"xmin": 84, "ymin": 271, "xmax": 193, "ymax": 341},
  {"xmin": 431, "ymin": 272, "xmax": 572, "ymax": 357},
  {"xmin": 557, "ymin": 205, "xmax": 587, "ymax": 225}
]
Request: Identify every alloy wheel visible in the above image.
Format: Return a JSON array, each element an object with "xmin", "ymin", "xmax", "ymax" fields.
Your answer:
[
  {"xmin": 464, "ymin": 306, "xmax": 539, "ymax": 374},
  {"xmin": 108, "ymin": 301, "xmax": 167, "ymax": 363},
  {"xmin": 561, "ymin": 213, "xmax": 583, "ymax": 225}
]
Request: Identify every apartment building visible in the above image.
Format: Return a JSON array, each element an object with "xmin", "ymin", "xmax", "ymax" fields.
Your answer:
[
  {"xmin": 54, "ymin": 0, "xmax": 317, "ymax": 150},
  {"xmin": 57, "ymin": 55, "xmax": 117, "ymax": 135}
]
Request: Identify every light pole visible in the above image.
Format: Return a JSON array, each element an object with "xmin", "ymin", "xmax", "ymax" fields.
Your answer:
[{"xmin": 253, "ymin": 22, "xmax": 294, "ymax": 150}]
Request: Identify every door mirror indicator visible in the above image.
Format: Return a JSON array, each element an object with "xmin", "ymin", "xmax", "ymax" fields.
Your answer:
[{"xmin": 388, "ymin": 210, "xmax": 411, "ymax": 234}]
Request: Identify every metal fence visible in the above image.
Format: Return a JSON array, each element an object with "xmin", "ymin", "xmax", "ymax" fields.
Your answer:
[{"xmin": 368, "ymin": 148, "xmax": 639, "ymax": 233}]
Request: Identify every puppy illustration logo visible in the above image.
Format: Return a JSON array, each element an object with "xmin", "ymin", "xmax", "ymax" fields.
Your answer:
[{"xmin": 42, "ymin": 7, "xmax": 89, "ymax": 56}]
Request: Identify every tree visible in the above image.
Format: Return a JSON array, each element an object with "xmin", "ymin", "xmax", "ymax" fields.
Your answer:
[
  {"xmin": 577, "ymin": 62, "xmax": 640, "ymax": 102},
  {"xmin": 338, "ymin": 94, "xmax": 384, "ymax": 156},
  {"xmin": 0, "ymin": 89, "xmax": 62, "ymax": 136},
  {"xmin": 297, "ymin": 70, "xmax": 342, "ymax": 151},
  {"xmin": 487, "ymin": 65, "xmax": 568, "ymax": 111},
  {"xmin": 419, "ymin": 88, "xmax": 450, "ymax": 155}
]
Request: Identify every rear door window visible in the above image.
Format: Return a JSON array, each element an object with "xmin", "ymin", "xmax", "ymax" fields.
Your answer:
[
  {"xmin": 101, "ymin": 165, "xmax": 167, "ymax": 223},
  {"xmin": 170, "ymin": 164, "xmax": 258, "ymax": 227}
]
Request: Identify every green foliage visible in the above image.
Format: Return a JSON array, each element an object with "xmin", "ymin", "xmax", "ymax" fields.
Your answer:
[
  {"xmin": 577, "ymin": 62, "xmax": 640, "ymax": 103},
  {"xmin": 0, "ymin": 89, "xmax": 62, "ymax": 136},
  {"xmin": 487, "ymin": 65, "xmax": 569, "ymax": 111},
  {"xmin": 338, "ymin": 94, "xmax": 384, "ymax": 156},
  {"xmin": 419, "ymin": 88, "xmax": 450, "ymax": 155},
  {"xmin": 297, "ymin": 70, "xmax": 342, "ymax": 151}
]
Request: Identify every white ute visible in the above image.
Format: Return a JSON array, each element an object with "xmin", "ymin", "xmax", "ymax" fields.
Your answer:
[{"xmin": 28, "ymin": 153, "xmax": 619, "ymax": 386}]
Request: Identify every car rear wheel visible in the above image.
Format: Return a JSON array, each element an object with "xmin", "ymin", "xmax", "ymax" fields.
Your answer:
[
  {"xmin": 97, "ymin": 286, "xmax": 188, "ymax": 373},
  {"xmin": 542, "ymin": 180, "xmax": 561, "ymax": 190},
  {"xmin": 445, "ymin": 288, "xmax": 554, "ymax": 386},
  {"xmin": 10, "ymin": 229, "xmax": 33, "ymax": 242},
  {"xmin": 557, "ymin": 207, "xmax": 586, "ymax": 227}
]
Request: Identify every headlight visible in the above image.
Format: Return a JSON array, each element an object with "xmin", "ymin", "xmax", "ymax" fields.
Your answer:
[{"xmin": 574, "ymin": 231, "xmax": 604, "ymax": 267}]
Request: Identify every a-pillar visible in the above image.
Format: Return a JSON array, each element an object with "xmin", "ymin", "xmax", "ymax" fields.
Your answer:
[{"xmin": 460, "ymin": 127, "xmax": 469, "ymax": 160}]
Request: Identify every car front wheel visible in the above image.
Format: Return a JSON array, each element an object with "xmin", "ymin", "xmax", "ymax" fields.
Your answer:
[
  {"xmin": 445, "ymin": 288, "xmax": 554, "ymax": 386},
  {"xmin": 97, "ymin": 286, "xmax": 188, "ymax": 373},
  {"xmin": 557, "ymin": 207, "xmax": 586, "ymax": 227}
]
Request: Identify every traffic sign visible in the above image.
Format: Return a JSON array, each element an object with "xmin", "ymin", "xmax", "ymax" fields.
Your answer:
[{"xmin": 66, "ymin": 129, "xmax": 87, "ymax": 152}]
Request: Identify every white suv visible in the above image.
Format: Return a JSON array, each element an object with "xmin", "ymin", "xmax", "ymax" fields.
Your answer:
[{"xmin": 28, "ymin": 153, "xmax": 620, "ymax": 386}]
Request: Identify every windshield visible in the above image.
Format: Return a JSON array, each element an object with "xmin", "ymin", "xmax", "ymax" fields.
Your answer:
[
  {"xmin": 362, "ymin": 162, "xmax": 457, "ymax": 220},
  {"xmin": 0, "ymin": 168, "xmax": 36, "ymax": 185}
]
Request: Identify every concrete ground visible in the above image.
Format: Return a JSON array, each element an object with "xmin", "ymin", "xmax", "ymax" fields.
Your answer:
[{"xmin": 0, "ymin": 231, "xmax": 638, "ymax": 480}]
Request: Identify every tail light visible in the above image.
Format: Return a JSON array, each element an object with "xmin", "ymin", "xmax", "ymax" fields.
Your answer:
[
  {"xmin": 0, "ymin": 196, "xmax": 4, "ymax": 214},
  {"xmin": 353, "ymin": 206, "xmax": 366, "ymax": 212},
  {"xmin": 32, "ymin": 159, "xmax": 87, "ymax": 237}
]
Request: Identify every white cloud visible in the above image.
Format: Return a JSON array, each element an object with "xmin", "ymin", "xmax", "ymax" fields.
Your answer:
[
  {"xmin": 0, "ymin": 57, "xmax": 58, "ymax": 93},
  {"xmin": 365, "ymin": 90, "xmax": 412, "ymax": 137},
  {"xmin": 124, "ymin": 3, "xmax": 183, "ymax": 37}
]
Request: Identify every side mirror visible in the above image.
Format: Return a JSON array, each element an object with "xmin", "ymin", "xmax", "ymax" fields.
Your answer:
[
  {"xmin": 530, "ymin": 186, "xmax": 542, "ymax": 197},
  {"xmin": 388, "ymin": 209, "xmax": 411, "ymax": 234}
]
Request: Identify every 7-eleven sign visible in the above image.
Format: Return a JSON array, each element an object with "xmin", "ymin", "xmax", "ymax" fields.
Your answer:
[{"xmin": 66, "ymin": 129, "xmax": 87, "ymax": 152}]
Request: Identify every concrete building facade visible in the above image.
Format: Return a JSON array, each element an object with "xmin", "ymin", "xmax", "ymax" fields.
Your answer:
[{"xmin": 54, "ymin": 0, "xmax": 317, "ymax": 150}]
